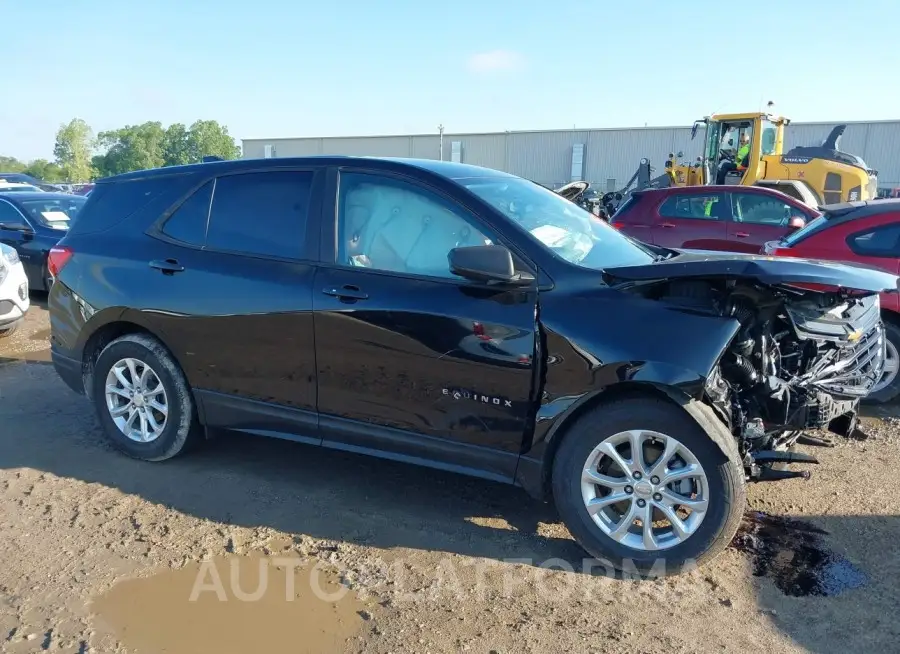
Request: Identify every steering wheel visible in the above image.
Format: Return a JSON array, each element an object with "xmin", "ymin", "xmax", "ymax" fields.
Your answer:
[{"xmin": 719, "ymin": 149, "xmax": 735, "ymax": 162}]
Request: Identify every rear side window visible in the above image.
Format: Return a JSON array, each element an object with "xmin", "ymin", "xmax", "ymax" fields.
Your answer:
[
  {"xmin": 67, "ymin": 174, "xmax": 198, "ymax": 236},
  {"xmin": 206, "ymin": 171, "xmax": 313, "ymax": 259},
  {"xmin": 847, "ymin": 224, "xmax": 900, "ymax": 257},
  {"xmin": 161, "ymin": 181, "xmax": 212, "ymax": 245},
  {"xmin": 659, "ymin": 193, "xmax": 726, "ymax": 220}
]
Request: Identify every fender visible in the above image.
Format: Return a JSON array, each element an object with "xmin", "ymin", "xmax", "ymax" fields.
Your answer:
[{"xmin": 514, "ymin": 359, "xmax": 725, "ymax": 500}]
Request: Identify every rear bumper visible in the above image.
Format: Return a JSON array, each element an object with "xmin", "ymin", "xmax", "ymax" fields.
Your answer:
[{"xmin": 51, "ymin": 347, "xmax": 84, "ymax": 395}]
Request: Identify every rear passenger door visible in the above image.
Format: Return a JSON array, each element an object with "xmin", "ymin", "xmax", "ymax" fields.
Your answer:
[
  {"xmin": 146, "ymin": 168, "xmax": 324, "ymax": 438},
  {"xmin": 728, "ymin": 191, "xmax": 803, "ymax": 253},
  {"xmin": 652, "ymin": 192, "xmax": 730, "ymax": 250}
]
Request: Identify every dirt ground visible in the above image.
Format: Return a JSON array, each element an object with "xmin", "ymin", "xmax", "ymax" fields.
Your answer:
[{"xmin": 1, "ymin": 299, "xmax": 898, "ymax": 654}]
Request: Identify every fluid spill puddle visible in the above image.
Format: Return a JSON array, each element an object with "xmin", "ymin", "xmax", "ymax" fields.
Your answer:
[
  {"xmin": 91, "ymin": 554, "xmax": 371, "ymax": 654},
  {"xmin": 732, "ymin": 512, "xmax": 867, "ymax": 597}
]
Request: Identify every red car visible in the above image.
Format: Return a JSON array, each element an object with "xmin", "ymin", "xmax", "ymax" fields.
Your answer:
[
  {"xmin": 612, "ymin": 185, "xmax": 815, "ymax": 254},
  {"xmin": 762, "ymin": 198, "xmax": 900, "ymax": 403}
]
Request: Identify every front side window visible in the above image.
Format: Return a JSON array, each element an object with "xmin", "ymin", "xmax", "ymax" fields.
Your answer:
[
  {"xmin": 733, "ymin": 194, "xmax": 798, "ymax": 225},
  {"xmin": 847, "ymin": 224, "xmax": 900, "ymax": 257},
  {"xmin": 659, "ymin": 193, "xmax": 727, "ymax": 221},
  {"xmin": 206, "ymin": 171, "xmax": 313, "ymax": 259},
  {"xmin": 337, "ymin": 172, "xmax": 493, "ymax": 278},
  {"xmin": 461, "ymin": 177, "xmax": 653, "ymax": 269}
]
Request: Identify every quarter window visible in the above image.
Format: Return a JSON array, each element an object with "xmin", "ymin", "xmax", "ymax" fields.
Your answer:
[
  {"xmin": 659, "ymin": 193, "xmax": 726, "ymax": 220},
  {"xmin": 206, "ymin": 171, "xmax": 313, "ymax": 259},
  {"xmin": 0, "ymin": 201, "xmax": 26, "ymax": 226},
  {"xmin": 161, "ymin": 181, "xmax": 212, "ymax": 245},
  {"xmin": 847, "ymin": 224, "xmax": 900, "ymax": 258},
  {"xmin": 337, "ymin": 172, "xmax": 493, "ymax": 278}
]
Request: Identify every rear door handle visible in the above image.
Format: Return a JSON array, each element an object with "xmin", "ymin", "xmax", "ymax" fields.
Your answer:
[
  {"xmin": 322, "ymin": 285, "xmax": 369, "ymax": 301},
  {"xmin": 735, "ymin": 232, "xmax": 750, "ymax": 238},
  {"xmin": 149, "ymin": 259, "xmax": 185, "ymax": 274},
  {"xmin": 660, "ymin": 222, "xmax": 676, "ymax": 228}
]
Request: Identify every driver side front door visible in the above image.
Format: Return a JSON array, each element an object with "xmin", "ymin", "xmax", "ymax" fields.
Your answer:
[{"xmin": 313, "ymin": 169, "xmax": 538, "ymax": 477}]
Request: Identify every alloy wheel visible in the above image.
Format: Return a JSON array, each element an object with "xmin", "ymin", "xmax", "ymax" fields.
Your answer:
[
  {"xmin": 580, "ymin": 429, "xmax": 709, "ymax": 551},
  {"xmin": 104, "ymin": 357, "xmax": 169, "ymax": 443},
  {"xmin": 871, "ymin": 338, "xmax": 898, "ymax": 394}
]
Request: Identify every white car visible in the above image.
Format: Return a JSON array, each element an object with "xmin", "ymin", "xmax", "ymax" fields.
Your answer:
[
  {"xmin": 0, "ymin": 182, "xmax": 42, "ymax": 193},
  {"xmin": 0, "ymin": 243, "xmax": 29, "ymax": 338}
]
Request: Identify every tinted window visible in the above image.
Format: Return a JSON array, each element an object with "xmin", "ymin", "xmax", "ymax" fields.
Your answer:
[
  {"xmin": 847, "ymin": 224, "xmax": 900, "ymax": 257},
  {"xmin": 659, "ymin": 193, "xmax": 726, "ymax": 220},
  {"xmin": 67, "ymin": 174, "xmax": 198, "ymax": 236},
  {"xmin": 161, "ymin": 182, "xmax": 212, "ymax": 245},
  {"xmin": 338, "ymin": 172, "xmax": 493, "ymax": 278},
  {"xmin": 206, "ymin": 171, "xmax": 313, "ymax": 259},
  {"xmin": 0, "ymin": 201, "xmax": 25, "ymax": 226},
  {"xmin": 733, "ymin": 193, "xmax": 799, "ymax": 225}
]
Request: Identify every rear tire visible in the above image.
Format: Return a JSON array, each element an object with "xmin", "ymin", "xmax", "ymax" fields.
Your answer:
[
  {"xmin": 91, "ymin": 333, "xmax": 202, "ymax": 461},
  {"xmin": 551, "ymin": 397, "xmax": 745, "ymax": 576},
  {"xmin": 864, "ymin": 319, "xmax": 900, "ymax": 404}
]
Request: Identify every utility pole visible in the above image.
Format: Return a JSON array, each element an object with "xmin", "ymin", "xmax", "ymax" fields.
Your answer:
[{"xmin": 438, "ymin": 124, "xmax": 444, "ymax": 161}]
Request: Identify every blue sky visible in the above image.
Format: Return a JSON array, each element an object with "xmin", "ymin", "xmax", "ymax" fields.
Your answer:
[{"xmin": 2, "ymin": 0, "xmax": 898, "ymax": 161}]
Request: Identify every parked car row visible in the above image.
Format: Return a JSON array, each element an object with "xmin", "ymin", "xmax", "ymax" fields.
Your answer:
[{"xmin": 43, "ymin": 156, "xmax": 894, "ymax": 576}]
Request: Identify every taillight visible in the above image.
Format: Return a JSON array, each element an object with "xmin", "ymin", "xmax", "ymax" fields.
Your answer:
[
  {"xmin": 47, "ymin": 246, "xmax": 73, "ymax": 278},
  {"xmin": 611, "ymin": 222, "xmax": 624, "ymax": 229}
]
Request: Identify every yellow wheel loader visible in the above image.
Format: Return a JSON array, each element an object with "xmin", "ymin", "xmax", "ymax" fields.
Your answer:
[{"xmin": 606, "ymin": 112, "xmax": 878, "ymax": 215}]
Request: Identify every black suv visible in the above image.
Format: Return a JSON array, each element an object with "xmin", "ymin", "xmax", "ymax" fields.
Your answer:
[{"xmin": 48, "ymin": 157, "xmax": 893, "ymax": 574}]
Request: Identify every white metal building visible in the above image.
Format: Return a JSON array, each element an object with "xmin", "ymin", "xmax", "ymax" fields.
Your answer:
[{"xmin": 242, "ymin": 120, "xmax": 900, "ymax": 192}]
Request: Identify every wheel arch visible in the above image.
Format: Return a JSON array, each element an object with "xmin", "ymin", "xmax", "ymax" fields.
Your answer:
[
  {"xmin": 77, "ymin": 309, "xmax": 185, "ymax": 403},
  {"xmin": 530, "ymin": 381, "xmax": 738, "ymax": 502}
]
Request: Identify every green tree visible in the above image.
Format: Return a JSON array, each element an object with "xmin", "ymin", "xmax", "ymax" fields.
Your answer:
[
  {"xmin": 185, "ymin": 120, "xmax": 241, "ymax": 161},
  {"xmin": 162, "ymin": 123, "xmax": 191, "ymax": 166},
  {"xmin": 53, "ymin": 118, "xmax": 95, "ymax": 182},
  {"xmin": 0, "ymin": 156, "xmax": 26, "ymax": 173},
  {"xmin": 24, "ymin": 159, "xmax": 66, "ymax": 182},
  {"xmin": 95, "ymin": 122, "xmax": 167, "ymax": 176}
]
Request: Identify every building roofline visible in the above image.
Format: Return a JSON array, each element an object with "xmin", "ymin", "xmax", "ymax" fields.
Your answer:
[{"xmin": 242, "ymin": 119, "xmax": 900, "ymax": 144}]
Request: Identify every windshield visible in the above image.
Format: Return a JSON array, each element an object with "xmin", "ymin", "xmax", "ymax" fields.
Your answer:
[
  {"xmin": 783, "ymin": 214, "xmax": 829, "ymax": 246},
  {"xmin": 461, "ymin": 177, "xmax": 654, "ymax": 269},
  {"xmin": 18, "ymin": 196, "xmax": 86, "ymax": 229}
]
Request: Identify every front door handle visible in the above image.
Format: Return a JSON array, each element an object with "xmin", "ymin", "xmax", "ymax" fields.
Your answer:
[
  {"xmin": 149, "ymin": 259, "xmax": 185, "ymax": 274},
  {"xmin": 322, "ymin": 285, "xmax": 369, "ymax": 301},
  {"xmin": 660, "ymin": 222, "xmax": 676, "ymax": 228},
  {"xmin": 735, "ymin": 232, "xmax": 750, "ymax": 238}
]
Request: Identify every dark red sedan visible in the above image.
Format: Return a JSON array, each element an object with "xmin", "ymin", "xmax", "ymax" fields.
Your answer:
[
  {"xmin": 762, "ymin": 198, "xmax": 900, "ymax": 403},
  {"xmin": 612, "ymin": 185, "xmax": 816, "ymax": 254}
]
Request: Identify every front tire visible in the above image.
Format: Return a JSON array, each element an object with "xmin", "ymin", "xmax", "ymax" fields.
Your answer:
[
  {"xmin": 0, "ymin": 323, "xmax": 19, "ymax": 338},
  {"xmin": 91, "ymin": 333, "xmax": 202, "ymax": 461},
  {"xmin": 552, "ymin": 397, "xmax": 745, "ymax": 576},
  {"xmin": 864, "ymin": 319, "xmax": 900, "ymax": 404}
]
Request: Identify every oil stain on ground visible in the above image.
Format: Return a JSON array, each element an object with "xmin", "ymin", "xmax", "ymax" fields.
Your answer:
[
  {"xmin": 732, "ymin": 512, "xmax": 867, "ymax": 597},
  {"xmin": 91, "ymin": 553, "xmax": 371, "ymax": 654}
]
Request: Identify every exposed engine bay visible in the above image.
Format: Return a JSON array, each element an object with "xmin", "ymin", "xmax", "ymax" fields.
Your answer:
[{"xmin": 648, "ymin": 278, "xmax": 885, "ymax": 481}]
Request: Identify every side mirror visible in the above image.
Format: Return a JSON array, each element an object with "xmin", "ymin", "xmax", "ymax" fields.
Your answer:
[
  {"xmin": 0, "ymin": 221, "xmax": 33, "ymax": 234},
  {"xmin": 788, "ymin": 216, "xmax": 806, "ymax": 229},
  {"xmin": 448, "ymin": 244, "xmax": 534, "ymax": 286}
]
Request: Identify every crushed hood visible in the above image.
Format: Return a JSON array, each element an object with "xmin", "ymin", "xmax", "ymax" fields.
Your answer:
[
  {"xmin": 603, "ymin": 250, "xmax": 900, "ymax": 294},
  {"xmin": 554, "ymin": 181, "xmax": 590, "ymax": 202}
]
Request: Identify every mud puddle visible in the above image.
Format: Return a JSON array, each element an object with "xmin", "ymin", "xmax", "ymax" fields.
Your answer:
[
  {"xmin": 732, "ymin": 512, "xmax": 867, "ymax": 597},
  {"xmin": 91, "ymin": 553, "xmax": 372, "ymax": 654}
]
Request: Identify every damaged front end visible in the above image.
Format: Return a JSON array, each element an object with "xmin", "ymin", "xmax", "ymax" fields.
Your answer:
[{"xmin": 605, "ymin": 253, "xmax": 897, "ymax": 482}]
